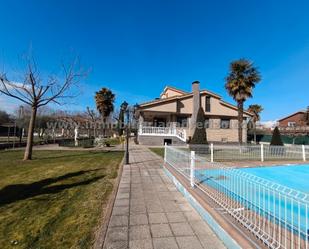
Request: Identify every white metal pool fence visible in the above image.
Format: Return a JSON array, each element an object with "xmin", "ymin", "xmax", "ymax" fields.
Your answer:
[
  {"xmin": 164, "ymin": 145, "xmax": 309, "ymax": 249},
  {"xmin": 189, "ymin": 144, "xmax": 309, "ymax": 162}
]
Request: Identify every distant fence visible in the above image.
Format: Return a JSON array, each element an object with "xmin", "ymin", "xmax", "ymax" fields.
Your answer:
[
  {"xmin": 165, "ymin": 145, "xmax": 309, "ymax": 249},
  {"xmin": 250, "ymin": 134, "xmax": 309, "ymax": 145},
  {"xmin": 188, "ymin": 144, "xmax": 308, "ymax": 162},
  {"xmin": 0, "ymin": 138, "xmax": 85, "ymax": 150}
]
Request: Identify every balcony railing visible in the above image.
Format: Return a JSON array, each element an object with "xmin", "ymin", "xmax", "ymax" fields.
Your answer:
[{"xmin": 138, "ymin": 124, "xmax": 187, "ymax": 142}]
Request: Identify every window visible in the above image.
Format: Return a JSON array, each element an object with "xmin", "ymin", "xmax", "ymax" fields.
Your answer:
[
  {"xmin": 288, "ymin": 122, "xmax": 296, "ymax": 127},
  {"xmin": 205, "ymin": 96, "xmax": 211, "ymax": 112},
  {"xmin": 220, "ymin": 119, "xmax": 230, "ymax": 129}
]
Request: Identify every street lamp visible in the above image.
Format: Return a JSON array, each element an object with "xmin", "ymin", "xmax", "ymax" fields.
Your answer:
[
  {"xmin": 125, "ymin": 107, "xmax": 130, "ymax": 164},
  {"xmin": 124, "ymin": 104, "xmax": 140, "ymax": 165}
]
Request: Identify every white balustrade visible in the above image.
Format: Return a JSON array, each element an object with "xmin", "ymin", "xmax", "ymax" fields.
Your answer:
[{"xmin": 139, "ymin": 123, "xmax": 187, "ymax": 142}]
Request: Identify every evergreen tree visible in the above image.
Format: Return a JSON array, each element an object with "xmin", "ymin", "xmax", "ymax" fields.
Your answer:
[
  {"xmin": 190, "ymin": 107, "xmax": 208, "ymax": 144},
  {"xmin": 270, "ymin": 126, "xmax": 283, "ymax": 146}
]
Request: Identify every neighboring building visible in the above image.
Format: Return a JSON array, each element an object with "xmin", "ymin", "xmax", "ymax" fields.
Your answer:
[
  {"xmin": 136, "ymin": 81, "xmax": 253, "ymax": 145},
  {"xmin": 278, "ymin": 108, "xmax": 309, "ymax": 136},
  {"xmin": 278, "ymin": 108, "xmax": 308, "ymax": 128}
]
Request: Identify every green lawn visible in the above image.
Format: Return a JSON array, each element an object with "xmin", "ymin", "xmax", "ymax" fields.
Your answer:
[
  {"xmin": 149, "ymin": 147, "xmax": 164, "ymax": 158},
  {"xmin": 0, "ymin": 150, "xmax": 123, "ymax": 249}
]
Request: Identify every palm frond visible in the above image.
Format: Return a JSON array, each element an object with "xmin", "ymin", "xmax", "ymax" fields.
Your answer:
[
  {"xmin": 95, "ymin": 87, "xmax": 115, "ymax": 118},
  {"xmin": 225, "ymin": 59, "xmax": 261, "ymax": 102}
]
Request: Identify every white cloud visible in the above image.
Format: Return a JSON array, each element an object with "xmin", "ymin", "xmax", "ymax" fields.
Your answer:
[
  {"xmin": 259, "ymin": 120, "xmax": 278, "ymax": 129},
  {"xmin": 0, "ymin": 95, "xmax": 20, "ymax": 113}
]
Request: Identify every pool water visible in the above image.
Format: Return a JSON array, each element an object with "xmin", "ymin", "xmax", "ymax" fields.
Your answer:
[
  {"xmin": 195, "ymin": 164, "xmax": 309, "ymax": 235},
  {"xmin": 240, "ymin": 164, "xmax": 309, "ymax": 193}
]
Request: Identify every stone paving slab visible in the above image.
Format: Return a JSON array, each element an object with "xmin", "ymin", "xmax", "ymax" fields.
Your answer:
[{"xmin": 103, "ymin": 145, "xmax": 226, "ymax": 249}]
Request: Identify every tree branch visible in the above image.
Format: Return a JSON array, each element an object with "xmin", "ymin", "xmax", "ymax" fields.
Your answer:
[{"xmin": 0, "ymin": 76, "xmax": 32, "ymax": 105}]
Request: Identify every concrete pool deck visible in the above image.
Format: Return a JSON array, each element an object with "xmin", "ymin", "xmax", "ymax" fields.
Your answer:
[{"xmin": 102, "ymin": 144, "xmax": 226, "ymax": 249}]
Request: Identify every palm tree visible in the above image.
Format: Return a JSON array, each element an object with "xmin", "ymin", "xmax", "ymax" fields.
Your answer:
[
  {"xmin": 225, "ymin": 59, "xmax": 261, "ymax": 144},
  {"xmin": 248, "ymin": 104, "xmax": 263, "ymax": 143},
  {"xmin": 95, "ymin": 88, "xmax": 115, "ymax": 137}
]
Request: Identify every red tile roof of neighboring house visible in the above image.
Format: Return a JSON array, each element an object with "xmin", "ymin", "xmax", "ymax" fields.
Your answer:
[{"xmin": 278, "ymin": 110, "xmax": 306, "ymax": 122}]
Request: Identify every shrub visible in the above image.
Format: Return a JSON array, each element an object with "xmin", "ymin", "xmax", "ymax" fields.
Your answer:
[{"xmin": 270, "ymin": 127, "xmax": 283, "ymax": 146}]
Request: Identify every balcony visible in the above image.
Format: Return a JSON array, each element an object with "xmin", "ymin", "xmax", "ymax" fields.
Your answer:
[{"xmin": 138, "ymin": 123, "xmax": 187, "ymax": 142}]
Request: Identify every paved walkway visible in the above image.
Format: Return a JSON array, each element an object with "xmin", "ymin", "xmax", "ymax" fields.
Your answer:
[{"xmin": 103, "ymin": 145, "xmax": 226, "ymax": 249}]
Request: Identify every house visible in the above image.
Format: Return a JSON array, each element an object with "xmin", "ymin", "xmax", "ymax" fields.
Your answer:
[
  {"xmin": 278, "ymin": 108, "xmax": 309, "ymax": 127},
  {"xmin": 136, "ymin": 81, "xmax": 253, "ymax": 145},
  {"xmin": 277, "ymin": 108, "xmax": 309, "ymax": 136}
]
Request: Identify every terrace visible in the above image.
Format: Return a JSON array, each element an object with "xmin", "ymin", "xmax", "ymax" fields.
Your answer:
[{"xmin": 138, "ymin": 122, "xmax": 187, "ymax": 142}]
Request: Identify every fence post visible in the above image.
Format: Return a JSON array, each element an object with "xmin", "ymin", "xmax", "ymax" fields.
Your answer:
[
  {"xmin": 190, "ymin": 151, "xmax": 195, "ymax": 188},
  {"xmin": 164, "ymin": 142, "xmax": 167, "ymax": 163},
  {"xmin": 261, "ymin": 144, "xmax": 264, "ymax": 162},
  {"xmin": 302, "ymin": 145, "xmax": 306, "ymax": 162},
  {"xmin": 210, "ymin": 143, "xmax": 214, "ymax": 163}
]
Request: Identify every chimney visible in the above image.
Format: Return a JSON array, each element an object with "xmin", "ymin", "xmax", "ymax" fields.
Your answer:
[{"xmin": 190, "ymin": 81, "xmax": 200, "ymax": 136}]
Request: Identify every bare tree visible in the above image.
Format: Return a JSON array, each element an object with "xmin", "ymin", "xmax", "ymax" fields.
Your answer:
[
  {"xmin": 86, "ymin": 106, "xmax": 99, "ymax": 137},
  {"xmin": 0, "ymin": 57, "xmax": 85, "ymax": 160}
]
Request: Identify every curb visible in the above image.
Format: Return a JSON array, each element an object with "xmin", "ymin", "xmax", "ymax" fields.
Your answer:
[{"xmin": 93, "ymin": 154, "xmax": 125, "ymax": 249}]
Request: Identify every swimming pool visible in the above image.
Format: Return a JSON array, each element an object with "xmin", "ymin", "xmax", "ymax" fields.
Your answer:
[
  {"xmin": 195, "ymin": 164, "xmax": 309, "ymax": 238},
  {"xmin": 239, "ymin": 164, "xmax": 309, "ymax": 193}
]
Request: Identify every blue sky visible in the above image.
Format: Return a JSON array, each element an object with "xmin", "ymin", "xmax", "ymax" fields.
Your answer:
[{"xmin": 0, "ymin": 0, "xmax": 309, "ymax": 121}]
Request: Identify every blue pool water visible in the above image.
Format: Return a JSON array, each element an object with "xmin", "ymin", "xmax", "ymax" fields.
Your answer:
[
  {"xmin": 195, "ymin": 164, "xmax": 309, "ymax": 235},
  {"xmin": 239, "ymin": 164, "xmax": 309, "ymax": 193}
]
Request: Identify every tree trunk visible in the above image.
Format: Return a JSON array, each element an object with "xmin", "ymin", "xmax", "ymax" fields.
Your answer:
[
  {"xmin": 93, "ymin": 120, "xmax": 96, "ymax": 138},
  {"xmin": 23, "ymin": 105, "xmax": 37, "ymax": 160},
  {"xmin": 101, "ymin": 116, "xmax": 105, "ymax": 137},
  {"xmin": 253, "ymin": 122, "xmax": 257, "ymax": 144},
  {"xmin": 237, "ymin": 101, "xmax": 244, "ymax": 145}
]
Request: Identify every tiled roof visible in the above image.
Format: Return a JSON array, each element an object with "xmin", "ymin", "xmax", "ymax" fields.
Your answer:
[
  {"xmin": 278, "ymin": 110, "xmax": 306, "ymax": 122},
  {"xmin": 139, "ymin": 89, "xmax": 221, "ymax": 107},
  {"xmin": 138, "ymin": 87, "xmax": 254, "ymax": 117}
]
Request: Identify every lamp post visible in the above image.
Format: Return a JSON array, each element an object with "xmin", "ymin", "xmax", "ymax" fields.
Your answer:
[
  {"xmin": 124, "ymin": 104, "xmax": 140, "ymax": 165},
  {"xmin": 125, "ymin": 108, "xmax": 130, "ymax": 164}
]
